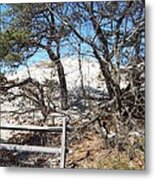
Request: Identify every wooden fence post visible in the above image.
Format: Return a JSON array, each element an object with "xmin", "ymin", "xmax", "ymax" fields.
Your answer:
[{"xmin": 60, "ymin": 118, "xmax": 67, "ymax": 168}]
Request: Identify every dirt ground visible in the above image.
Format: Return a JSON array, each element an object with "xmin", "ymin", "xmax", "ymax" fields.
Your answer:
[{"xmin": 66, "ymin": 129, "xmax": 144, "ymax": 170}]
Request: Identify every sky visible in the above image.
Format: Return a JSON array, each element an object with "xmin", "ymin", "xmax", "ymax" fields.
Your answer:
[{"xmin": 0, "ymin": 2, "xmax": 145, "ymax": 73}]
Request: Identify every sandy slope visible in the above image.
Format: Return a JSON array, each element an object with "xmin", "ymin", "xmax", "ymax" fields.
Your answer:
[{"xmin": 6, "ymin": 58, "xmax": 106, "ymax": 91}]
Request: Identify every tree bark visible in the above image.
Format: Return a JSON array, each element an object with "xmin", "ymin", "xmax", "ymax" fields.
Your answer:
[
  {"xmin": 93, "ymin": 48, "xmax": 121, "ymax": 111},
  {"xmin": 47, "ymin": 47, "xmax": 68, "ymax": 110},
  {"xmin": 55, "ymin": 59, "xmax": 68, "ymax": 110}
]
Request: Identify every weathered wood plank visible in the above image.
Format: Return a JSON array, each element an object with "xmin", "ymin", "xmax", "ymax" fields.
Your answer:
[
  {"xmin": 0, "ymin": 125, "xmax": 62, "ymax": 132},
  {"xmin": 0, "ymin": 143, "xmax": 61, "ymax": 154}
]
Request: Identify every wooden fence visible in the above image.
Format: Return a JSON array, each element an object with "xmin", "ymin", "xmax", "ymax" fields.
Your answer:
[{"xmin": 0, "ymin": 118, "xmax": 67, "ymax": 168}]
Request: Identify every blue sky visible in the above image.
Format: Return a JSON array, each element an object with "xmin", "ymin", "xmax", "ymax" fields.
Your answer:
[{"xmin": 0, "ymin": 2, "xmax": 145, "ymax": 73}]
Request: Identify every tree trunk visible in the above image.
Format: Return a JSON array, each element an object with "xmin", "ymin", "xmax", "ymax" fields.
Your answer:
[
  {"xmin": 94, "ymin": 50, "xmax": 122, "ymax": 111},
  {"xmin": 47, "ymin": 48, "xmax": 68, "ymax": 110},
  {"xmin": 55, "ymin": 59, "xmax": 68, "ymax": 110},
  {"xmin": 100, "ymin": 61, "xmax": 121, "ymax": 110}
]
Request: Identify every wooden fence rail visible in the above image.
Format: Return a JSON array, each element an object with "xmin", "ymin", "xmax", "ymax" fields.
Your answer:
[
  {"xmin": 0, "ymin": 144, "xmax": 61, "ymax": 154},
  {"xmin": 0, "ymin": 125, "xmax": 62, "ymax": 132}
]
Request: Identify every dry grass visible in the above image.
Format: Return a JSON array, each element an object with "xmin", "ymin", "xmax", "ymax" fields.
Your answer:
[{"xmin": 67, "ymin": 129, "xmax": 145, "ymax": 170}]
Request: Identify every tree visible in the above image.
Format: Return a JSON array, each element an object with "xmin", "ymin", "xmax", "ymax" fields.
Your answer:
[
  {"xmin": 55, "ymin": 1, "xmax": 145, "ymax": 110},
  {"xmin": 54, "ymin": 1, "xmax": 145, "ymax": 150},
  {"xmin": 0, "ymin": 3, "xmax": 70, "ymax": 110}
]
